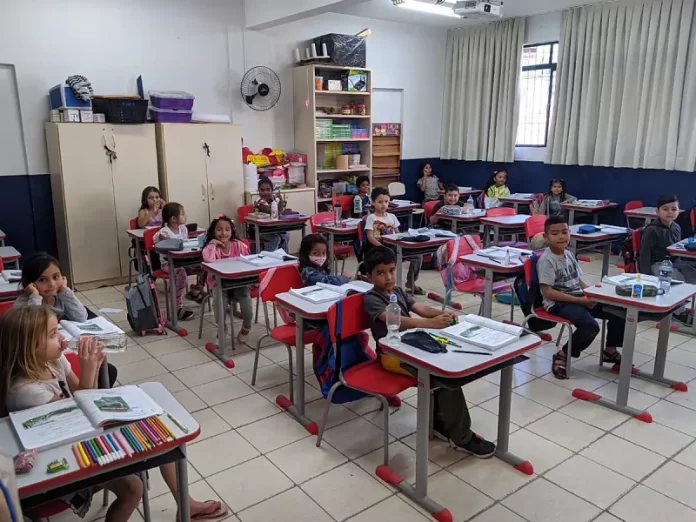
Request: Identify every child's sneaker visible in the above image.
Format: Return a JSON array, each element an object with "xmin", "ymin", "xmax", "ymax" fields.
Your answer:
[
  {"xmin": 450, "ymin": 434, "xmax": 495, "ymax": 458},
  {"xmin": 237, "ymin": 328, "xmax": 250, "ymax": 344},
  {"xmin": 178, "ymin": 308, "xmax": 194, "ymax": 321}
]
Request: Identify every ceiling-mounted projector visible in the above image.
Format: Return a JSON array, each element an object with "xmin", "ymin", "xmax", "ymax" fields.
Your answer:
[{"xmin": 453, "ymin": 1, "xmax": 503, "ymax": 19}]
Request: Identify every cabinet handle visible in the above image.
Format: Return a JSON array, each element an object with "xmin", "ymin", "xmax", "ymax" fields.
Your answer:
[
  {"xmin": 201, "ymin": 184, "xmax": 206, "ymax": 196},
  {"xmin": 203, "ymin": 143, "xmax": 211, "ymax": 157},
  {"xmin": 210, "ymin": 184, "xmax": 215, "ymax": 198}
]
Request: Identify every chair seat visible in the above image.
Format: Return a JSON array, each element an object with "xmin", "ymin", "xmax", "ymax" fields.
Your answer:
[
  {"xmin": 534, "ymin": 307, "xmax": 573, "ymax": 324},
  {"xmin": 334, "ymin": 245, "xmax": 354, "ymax": 257},
  {"xmin": 153, "ymin": 269, "xmax": 170, "ymax": 280},
  {"xmin": 454, "ymin": 278, "xmax": 511, "ymax": 295},
  {"xmin": 270, "ymin": 325, "xmax": 320, "ymax": 346},
  {"xmin": 343, "ymin": 360, "xmax": 416, "ymax": 396}
]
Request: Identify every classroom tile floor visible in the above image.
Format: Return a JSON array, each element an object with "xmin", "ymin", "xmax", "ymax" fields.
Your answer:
[{"xmin": 58, "ymin": 253, "xmax": 696, "ymax": 522}]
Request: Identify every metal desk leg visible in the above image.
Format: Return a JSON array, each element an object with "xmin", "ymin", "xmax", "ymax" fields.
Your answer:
[
  {"xmin": 493, "ymin": 226, "xmax": 500, "ymax": 246},
  {"xmin": 496, "ymin": 366, "xmax": 534, "ymax": 474},
  {"xmin": 176, "ymin": 447, "xmax": 191, "ymax": 522},
  {"xmin": 451, "ymin": 218, "xmax": 457, "ymax": 233},
  {"xmin": 482, "ymin": 268, "xmax": 494, "ymax": 318},
  {"xmin": 601, "ymin": 243, "xmax": 611, "ymax": 278},
  {"xmin": 396, "ymin": 245, "xmax": 404, "ymax": 288},
  {"xmin": 255, "ymin": 224, "xmax": 261, "ymax": 253},
  {"xmin": 329, "ymin": 233, "xmax": 336, "ymax": 275},
  {"xmin": 134, "ymin": 240, "xmax": 143, "ymax": 277},
  {"xmin": 483, "ymin": 225, "xmax": 491, "ymax": 248},
  {"xmin": 206, "ymin": 276, "xmax": 235, "ymax": 368},
  {"xmin": 568, "ymin": 208, "xmax": 576, "ymax": 226},
  {"xmin": 376, "ymin": 367, "xmax": 453, "ymax": 521},
  {"xmin": 165, "ymin": 254, "xmax": 183, "ymax": 334},
  {"xmin": 633, "ymin": 313, "xmax": 688, "ymax": 390}
]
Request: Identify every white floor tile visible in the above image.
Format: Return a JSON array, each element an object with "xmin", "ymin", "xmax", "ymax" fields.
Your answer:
[
  {"xmin": 612, "ymin": 419, "xmax": 693, "ymax": 457},
  {"xmin": 675, "ymin": 440, "xmax": 696, "ymax": 471},
  {"xmin": 401, "ymin": 433, "xmax": 468, "ymax": 469},
  {"xmin": 237, "ymin": 363, "xmax": 293, "ymax": 390},
  {"xmin": 481, "ymin": 368, "xmax": 537, "ymax": 386},
  {"xmin": 207, "ymin": 456, "xmax": 294, "ymax": 513},
  {"xmin": 134, "ymin": 372, "xmax": 187, "ymax": 394},
  {"xmin": 557, "ymin": 399, "xmax": 629, "ymax": 431},
  {"xmin": 541, "ymin": 369, "xmax": 610, "ymax": 392},
  {"xmin": 347, "ymin": 496, "xmax": 429, "ymax": 522},
  {"xmin": 301, "ymin": 462, "xmax": 391, "ymax": 521},
  {"xmin": 526, "ymin": 412, "xmax": 604, "ymax": 452},
  {"xmin": 448, "ymin": 456, "xmax": 534, "ymax": 501},
  {"xmin": 212, "ymin": 393, "xmax": 280, "ymax": 429},
  {"xmin": 364, "ymin": 402, "xmax": 418, "ymax": 439},
  {"xmin": 173, "ymin": 361, "xmax": 231, "ymax": 388},
  {"xmin": 258, "ymin": 380, "xmax": 323, "ymax": 404},
  {"xmin": 665, "ymin": 385, "xmax": 696, "ymax": 412},
  {"xmin": 580, "ymin": 434, "xmax": 666, "ymax": 481},
  {"xmin": 117, "ymin": 358, "xmax": 169, "ymax": 383},
  {"xmin": 644, "ymin": 460, "xmax": 696, "ymax": 510},
  {"xmin": 142, "ymin": 336, "xmax": 194, "ymax": 358},
  {"xmin": 158, "ymin": 348, "xmax": 212, "ymax": 372},
  {"xmin": 355, "ymin": 441, "xmax": 440, "ymax": 484},
  {"xmin": 479, "ymin": 393, "xmax": 552, "ymax": 427},
  {"xmin": 237, "ymin": 487, "xmax": 333, "ymax": 522},
  {"xmin": 468, "ymin": 504, "xmax": 526, "ymax": 522},
  {"xmin": 323, "ymin": 417, "xmax": 393, "ymax": 459},
  {"xmin": 237, "ymin": 412, "xmax": 311, "ymax": 453},
  {"xmin": 462, "ymin": 379, "xmax": 500, "ymax": 405},
  {"xmin": 190, "ymin": 408, "xmax": 232, "ymax": 441},
  {"xmin": 145, "ymin": 480, "xmax": 226, "ymax": 522},
  {"xmin": 638, "ymin": 359, "xmax": 696, "ymax": 386},
  {"xmin": 173, "ymin": 389, "xmax": 208, "ymax": 413},
  {"xmin": 513, "ymin": 379, "xmax": 576, "ymax": 410},
  {"xmin": 191, "ymin": 375, "xmax": 254, "ymax": 407},
  {"xmin": 108, "ymin": 344, "xmax": 152, "ymax": 367},
  {"xmin": 303, "ymin": 399, "xmax": 358, "ymax": 430},
  {"xmin": 226, "ymin": 350, "xmax": 275, "ymax": 376},
  {"xmin": 187, "ymin": 430, "xmax": 260, "ymax": 477},
  {"xmin": 502, "ymin": 478, "xmax": 601, "ymax": 522},
  {"xmin": 610, "ymin": 484, "xmax": 696, "ymax": 521},
  {"xmin": 514, "ymin": 354, "xmax": 553, "ymax": 377},
  {"xmin": 267, "ymin": 437, "xmax": 347, "ymax": 484},
  {"xmin": 545, "ymin": 455, "xmax": 635, "ymax": 509},
  {"xmin": 467, "ymin": 406, "xmax": 520, "ymax": 443},
  {"xmin": 507, "ymin": 429, "xmax": 573, "ymax": 474},
  {"xmin": 648, "ymin": 400, "xmax": 696, "ymax": 436},
  {"xmin": 593, "ymin": 381, "xmax": 662, "ymax": 411}
]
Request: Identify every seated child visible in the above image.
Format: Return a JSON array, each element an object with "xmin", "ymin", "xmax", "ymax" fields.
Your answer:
[
  {"xmin": 253, "ymin": 177, "xmax": 289, "ymax": 251},
  {"xmin": 416, "ymin": 162, "xmax": 443, "ymax": 203},
  {"xmin": 202, "ymin": 214, "xmax": 253, "ymax": 343},
  {"xmin": 154, "ymin": 202, "xmax": 194, "ymax": 320},
  {"xmin": 364, "ymin": 187, "xmax": 424, "ymax": 295},
  {"xmin": 136, "ymin": 186, "xmax": 165, "ymax": 228},
  {"xmin": 299, "ymin": 234, "xmax": 350, "ymax": 286},
  {"xmin": 430, "ymin": 184, "xmax": 464, "ymax": 225},
  {"xmin": 536, "ymin": 179, "xmax": 576, "ymax": 217},
  {"xmin": 538, "ymin": 216, "xmax": 625, "ymax": 379},
  {"xmin": 354, "ymin": 175, "xmax": 371, "ymax": 216},
  {"xmin": 483, "ymin": 170, "xmax": 510, "ymax": 209},
  {"xmin": 363, "ymin": 247, "xmax": 495, "ymax": 457}
]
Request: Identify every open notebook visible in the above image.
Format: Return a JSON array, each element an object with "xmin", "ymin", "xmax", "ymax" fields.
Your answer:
[
  {"xmin": 289, "ymin": 281, "xmax": 372, "ymax": 304},
  {"xmin": 10, "ymin": 385, "xmax": 163, "ymax": 451},
  {"xmin": 441, "ymin": 315, "xmax": 524, "ymax": 351},
  {"xmin": 59, "ymin": 317, "xmax": 127, "ymax": 353}
]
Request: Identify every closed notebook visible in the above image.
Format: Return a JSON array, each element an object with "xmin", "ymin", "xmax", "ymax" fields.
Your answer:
[
  {"xmin": 316, "ymin": 281, "xmax": 373, "ymax": 295},
  {"xmin": 288, "ymin": 286, "xmax": 342, "ymax": 304},
  {"xmin": 441, "ymin": 315, "xmax": 523, "ymax": 351}
]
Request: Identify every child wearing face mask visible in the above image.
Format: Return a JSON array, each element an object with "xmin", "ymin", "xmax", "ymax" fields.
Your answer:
[{"xmin": 299, "ymin": 234, "xmax": 350, "ymax": 287}]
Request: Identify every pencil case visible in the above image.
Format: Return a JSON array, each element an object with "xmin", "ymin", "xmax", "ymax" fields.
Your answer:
[{"xmin": 616, "ymin": 284, "xmax": 658, "ymax": 297}]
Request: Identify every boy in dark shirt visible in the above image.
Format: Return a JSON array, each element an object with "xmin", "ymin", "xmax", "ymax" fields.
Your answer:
[
  {"xmin": 363, "ymin": 247, "xmax": 495, "ymax": 457},
  {"xmin": 355, "ymin": 175, "xmax": 371, "ymax": 213},
  {"xmin": 429, "ymin": 184, "xmax": 464, "ymax": 225}
]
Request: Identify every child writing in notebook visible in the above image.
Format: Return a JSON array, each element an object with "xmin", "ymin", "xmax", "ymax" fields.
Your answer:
[
  {"xmin": 253, "ymin": 177, "xmax": 289, "ymax": 251},
  {"xmin": 416, "ymin": 162, "xmax": 443, "ymax": 203},
  {"xmin": 299, "ymin": 234, "xmax": 350, "ymax": 287},
  {"xmin": 483, "ymin": 170, "xmax": 510, "ymax": 209},
  {"xmin": 202, "ymin": 214, "xmax": 253, "ymax": 343},
  {"xmin": 154, "ymin": 202, "xmax": 194, "ymax": 321},
  {"xmin": 136, "ymin": 186, "xmax": 165, "ymax": 228},
  {"xmin": 0, "ymin": 307, "xmax": 228, "ymax": 521}
]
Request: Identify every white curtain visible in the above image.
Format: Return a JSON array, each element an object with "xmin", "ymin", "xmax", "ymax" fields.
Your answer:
[
  {"xmin": 440, "ymin": 18, "xmax": 525, "ymax": 162},
  {"xmin": 547, "ymin": 0, "xmax": 696, "ymax": 171}
]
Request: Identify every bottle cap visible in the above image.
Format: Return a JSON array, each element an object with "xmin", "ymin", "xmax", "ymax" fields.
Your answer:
[{"xmin": 389, "ymin": 294, "xmax": 398, "ymax": 303}]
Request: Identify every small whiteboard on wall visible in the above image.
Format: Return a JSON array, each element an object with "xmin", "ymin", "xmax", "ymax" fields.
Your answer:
[
  {"xmin": 0, "ymin": 64, "xmax": 27, "ymax": 176},
  {"xmin": 372, "ymin": 88, "xmax": 403, "ymax": 124}
]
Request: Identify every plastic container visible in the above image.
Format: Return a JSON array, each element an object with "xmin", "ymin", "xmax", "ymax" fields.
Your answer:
[
  {"xmin": 92, "ymin": 98, "xmax": 148, "ymax": 123},
  {"xmin": 658, "ymin": 259, "xmax": 673, "ymax": 294},
  {"xmin": 385, "ymin": 294, "xmax": 401, "ymax": 341},
  {"xmin": 149, "ymin": 91, "xmax": 195, "ymax": 111},
  {"xmin": 49, "ymin": 84, "xmax": 92, "ymax": 110},
  {"xmin": 148, "ymin": 106, "xmax": 193, "ymax": 123}
]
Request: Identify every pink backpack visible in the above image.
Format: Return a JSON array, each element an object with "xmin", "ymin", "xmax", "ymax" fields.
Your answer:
[{"xmin": 436, "ymin": 235, "xmax": 479, "ymax": 287}]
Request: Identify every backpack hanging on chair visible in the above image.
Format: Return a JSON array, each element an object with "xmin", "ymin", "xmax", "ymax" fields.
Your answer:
[{"xmin": 513, "ymin": 254, "xmax": 556, "ymax": 333}]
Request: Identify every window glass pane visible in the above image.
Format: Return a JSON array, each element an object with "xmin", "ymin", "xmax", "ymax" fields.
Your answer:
[
  {"xmin": 517, "ymin": 42, "xmax": 558, "ymax": 147},
  {"xmin": 552, "ymin": 43, "xmax": 558, "ymax": 64}
]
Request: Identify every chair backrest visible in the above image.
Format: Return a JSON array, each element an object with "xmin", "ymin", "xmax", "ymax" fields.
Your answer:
[
  {"xmin": 486, "ymin": 207, "xmax": 516, "ymax": 217},
  {"xmin": 388, "ymin": 182, "xmax": 406, "ymax": 197},
  {"xmin": 310, "ymin": 211, "xmax": 336, "ymax": 233},
  {"xmin": 237, "ymin": 204, "xmax": 254, "ymax": 224},
  {"xmin": 327, "ymin": 293, "xmax": 369, "ymax": 343},
  {"xmin": 525, "ymin": 215, "xmax": 547, "ymax": 240},
  {"xmin": 523, "ymin": 256, "xmax": 534, "ymax": 286},
  {"xmin": 64, "ymin": 351, "xmax": 81, "ymax": 377},
  {"xmin": 446, "ymin": 235, "xmax": 482, "ymax": 259},
  {"xmin": 332, "ymin": 195, "xmax": 354, "ymax": 214},
  {"xmin": 625, "ymin": 200, "xmax": 644, "ymax": 211},
  {"xmin": 130, "ymin": 217, "xmax": 138, "ymax": 229},
  {"xmin": 143, "ymin": 227, "xmax": 160, "ymax": 252},
  {"xmin": 424, "ymin": 200, "xmax": 439, "ymax": 220},
  {"xmin": 0, "ymin": 301, "xmax": 13, "ymax": 317},
  {"xmin": 258, "ymin": 265, "xmax": 303, "ymax": 303}
]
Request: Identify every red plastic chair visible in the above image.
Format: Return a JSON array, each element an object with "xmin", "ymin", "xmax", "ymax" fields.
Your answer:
[
  {"xmin": 0, "ymin": 301, "xmax": 13, "ymax": 316},
  {"xmin": 251, "ymin": 265, "xmax": 320, "ymax": 400},
  {"xmin": 332, "ymin": 195, "xmax": 354, "ymax": 216},
  {"xmin": 624, "ymin": 200, "xmax": 644, "ymax": 229},
  {"xmin": 445, "ymin": 236, "xmax": 514, "ymax": 319},
  {"xmin": 424, "ymin": 200, "xmax": 439, "ymax": 221},
  {"xmin": 315, "ymin": 294, "xmax": 416, "ymax": 465},
  {"xmin": 143, "ymin": 228, "xmax": 171, "ymax": 319},
  {"xmin": 127, "ymin": 217, "xmax": 139, "ymax": 286},
  {"xmin": 486, "ymin": 207, "xmax": 516, "ymax": 217},
  {"xmin": 310, "ymin": 212, "xmax": 354, "ymax": 274},
  {"xmin": 525, "ymin": 215, "xmax": 547, "ymax": 242}
]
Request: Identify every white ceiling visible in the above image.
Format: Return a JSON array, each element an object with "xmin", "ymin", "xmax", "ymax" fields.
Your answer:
[{"xmin": 335, "ymin": 0, "xmax": 606, "ymax": 28}]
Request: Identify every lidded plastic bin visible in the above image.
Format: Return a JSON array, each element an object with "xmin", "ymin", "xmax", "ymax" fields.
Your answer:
[
  {"xmin": 148, "ymin": 106, "xmax": 193, "ymax": 123},
  {"xmin": 148, "ymin": 91, "xmax": 195, "ymax": 111}
]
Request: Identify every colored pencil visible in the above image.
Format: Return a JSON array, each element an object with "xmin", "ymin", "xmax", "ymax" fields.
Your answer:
[
  {"xmin": 114, "ymin": 431, "xmax": 133, "ymax": 457},
  {"xmin": 72, "ymin": 444, "xmax": 86, "ymax": 469},
  {"xmin": 127, "ymin": 426, "xmax": 145, "ymax": 452},
  {"xmin": 77, "ymin": 441, "xmax": 92, "ymax": 467},
  {"xmin": 121, "ymin": 430, "xmax": 136, "ymax": 456},
  {"xmin": 122, "ymin": 427, "xmax": 143, "ymax": 453},
  {"xmin": 146, "ymin": 417, "xmax": 167, "ymax": 442},
  {"xmin": 135, "ymin": 422, "xmax": 154, "ymax": 448},
  {"xmin": 81, "ymin": 441, "xmax": 97, "ymax": 466},
  {"xmin": 132, "ymin": 423, "xmax": 152, "ymax": 449},
  {"xmin": 107, "ymin": 433, "xmax": 124, "ymax": 459},
  {"xmin": 167, "ymin": 412, "xmax": 189, "ymax": 434},
  {"xmin": 138, "ymin": 420, "xmax": 157, "ymax": 445},
  {"xmin": 153, "ymin": 416, "xmax": 176, "ymax": 440},
  {"xmin": 142, "ymin": 419, "xmax": 161, "ymax": 445},
  {"xmin": 88, "ymin": 438, "xmax": 104, "ymax": 465}
]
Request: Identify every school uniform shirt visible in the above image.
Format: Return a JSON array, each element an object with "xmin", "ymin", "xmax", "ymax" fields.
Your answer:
[
  {"xmin": 13, "ymin": 287, "xmax": 88, "ymax": 322},
  {"xmin": 537, "ymin": 248, "xmax": 584, "ymax": 310},
  {"xmin": 300, "ymin": 265, "xmax": 350, "ymax": 287},
  {"xmin": 202, "ymin": 240, "xmax": 250, "ymax": 288},
  {"xmin": 253, "ymin": 196, "xmax": 274, "ymax": 212},
  {"xmin": 432, "ymin": 200, "xmax": 464, "ymax": 215},
  {"xmin": 638, "ymin": 220, "xmax": 681, "ymax": 275},
  {"xmin": 485, "ymin": 185, "xmax": 511, "ymax": 199},
  {"xmin": 364, "ymin": 212, "xmax": 400, "ymax": 241},
  {"xmin": 145, "ymin": 208, "xmax": 163, "ymax": 227},
  {"xmin": 6, "ymin": 355, "xmax": 72, "ymax": 412},
  {"xmin": 364, "ymin": 286, "xmax": 414, "ymax": 375},
  {"xmin": 417, "ymin": 176, "xmax": 440, "ymax": 201},
  {"xmin": 538, "ymin": 193, "xmax": 576, "ymax": 217}
]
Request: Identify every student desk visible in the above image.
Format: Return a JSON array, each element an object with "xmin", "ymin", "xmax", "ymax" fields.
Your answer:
[
  {"xmin": 388, "ymin": 203, "xmax": 422, "ymax": 230},
  {"xmin": 480, "ymin": 215, "xmax": 530, "ymax": 247},
  {"xmin": 459, "ymin": 250, "xmax": 531, "ymax": 318},
  {"xmin": 569, "ymin": 224, "xmax": 629, "ymax": 278},
  {"xmin": 245, "ymin": 215, "xmax": 309, "ymax": 254},
  {"xmin": 126, "ymin": 227, "xmax": 205, "ymax": 277},
  {"xmin": 499, "ymin": 194, "xmax": 534, "ymax": 212},
  {"xmin": 666, "ymin": 240, "xmax": 696, "ymax": 336},
  {"xmin": 0, "ymin": 246, "xmax": 21, "ymax": 269},
  {"xmin": 381, "ymin": 234, "xmax": 450, "ymax": 287},
  {"xmin": 202, "ymin": 258, "xmax": 297, "ymax": 368},
  {"xmin": 0, "ymin": 281, "xmax": 21, "ymax": 301},
  {"xmin": 436, "ymin": 187, "xmax": 482, "ymax": 201},
  {"xmin": 623, "ymin": 206, "xmax": 684, "ymax": 226},
  {"xmin": 0, "ymin": 382, "xmax": 199, "ymax": 522},
  {"xmin": 377, "ymin": 331, "xmax": 542, "ymax": 521},
  {"xmin": 562, "ymin": 201, "xmax": 618, "ymax": 225},
  {"xmin": 0, "ymin": 229, "xmax": 5, "ymax": 246},
  {"xmin": 575, "ymin": 282, "xmax": 696, "ymax": 421},
  {"xmin": 313, "ymin": 221, "xmax": 359, "ymax": 275},
  {"xmin": 157, "ymin": 245, "xmax": 204, "ymax": 336},
  {"xmin": 434, "ymin": 209, "xmax": 486, "ymax": 233}
]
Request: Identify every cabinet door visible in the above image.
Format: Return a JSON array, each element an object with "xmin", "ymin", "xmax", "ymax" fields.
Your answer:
[
  {"xmin": 204, "ymin": 124, "xmax": 243, "ymax": 223},
  {"xmin": 158, "ymin": 124, "xmax": 209, "ymax": 227},
  {"xmin": 110, "ymin": 125, "xmax": 159, "ymax": 277},
  {"xmin": 283, "ymin": 189, "xmax": 316, "ymax": 253},
  {"xmin": 57, "ymin": 125, "xmax": 121, "ymax": 283}
]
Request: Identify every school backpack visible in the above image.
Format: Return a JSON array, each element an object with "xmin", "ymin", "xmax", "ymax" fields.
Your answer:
[
  {"xmin": 529, "ymin": 193, "xmax": 545, "ymax": 215},
  {"xmin": 620, "ymin": 227, "xmax": 644, "ymax": 274},
  {"xmin": 513, "ymin": 254, "xmax": 556, "ymax": 333},
  {"xmin": 126, "ymin": 274, "xmax": 161, "ymax": 334},
  {"xmin": 352, "ymin": 216, "xmax": 369, "ymax": 261},
  {"xmin": 312, "ymin": 299, "xmax": 376, "ymax": 403},
  {"xmin": 435, "ymin": 235, "xmax": 478, "ymax": 287}
]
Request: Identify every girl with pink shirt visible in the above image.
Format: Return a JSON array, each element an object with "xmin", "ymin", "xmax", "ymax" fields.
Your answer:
[{"xmin": 202, "ymin": 214, "xmax": 253, "ymax": 342}]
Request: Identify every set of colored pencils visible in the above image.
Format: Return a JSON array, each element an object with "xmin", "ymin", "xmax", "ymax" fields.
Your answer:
[{"xmin": 72, "ymin": 416, "xmax": 176, "ymax": 469}]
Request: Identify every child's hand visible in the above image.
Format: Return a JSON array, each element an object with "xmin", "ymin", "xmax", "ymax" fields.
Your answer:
[
  {"xmin": 428, "ymin": 314, "xmax": 453, "ymax": 329},
  {"xmin": 159, "ymin": 199, "xmax": 166, "ymax": 209},
  {"xmin": 78, "ymin": 336, "xmax": 103, "ymax": 376},
  {"xmin": 210, "ymin": 239, "xmax": 223, "ymax": 248},
  {"xmin": 582, "ymin": 297, "xmax": 596, "ymax": 309},
  {"xmin": 25, "ymin": 283, "xmax": 39, "ymax": 296},
  {"xmin": 56, "ymin": 276, "xmax": 68, "ymax": 293}
]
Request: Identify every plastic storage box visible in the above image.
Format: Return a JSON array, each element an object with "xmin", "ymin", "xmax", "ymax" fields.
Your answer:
[
  {"xmin": 149, "ymin": 91, "xmax": 195, "ymax": 111},
  {"xmin": 49, "ymin": 84, "xmax": 92, "ymax": 110},
  {"xmin": 313, "ymin": 34, "xmax": 366, "ymax": 68},
  {"xmin": 148, "ymin": 106, "xmax": 193, "ymax": 123},
  {"xmin": 92, "ymin": 98, "xmax": 148, "ymax": 123}
]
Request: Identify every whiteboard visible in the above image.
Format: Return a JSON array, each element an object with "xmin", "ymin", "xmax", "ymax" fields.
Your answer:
[
  {"xmin": 0, "ymin": 65, "xmax": 27, "ymax": 176},
  {"xmin": 372, "ymin": 88, "xmax": 403, "ymax": 124}
]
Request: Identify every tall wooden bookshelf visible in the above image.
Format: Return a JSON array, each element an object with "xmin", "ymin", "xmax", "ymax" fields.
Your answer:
[
  {"xmin": 371, "ymin": 132, "xmax": 401, "ymax": 189},
  {"xmin": 293, "ymin": 64, "xmax": 372, "ymax": 210}
]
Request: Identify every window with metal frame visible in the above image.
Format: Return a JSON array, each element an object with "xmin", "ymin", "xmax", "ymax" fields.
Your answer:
[{"xmin": 516, "ymin": 42, "xmax": 558, "ymax": 147}]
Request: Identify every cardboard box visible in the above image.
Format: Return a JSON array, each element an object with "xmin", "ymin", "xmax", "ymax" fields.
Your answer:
[
  {"xmin": 80, "ymin": 110, "xmax": 94, "ymax": 123},
  {"xmin": 327, "ymin": 80, "xmax": 342, "ymax": 91},
  {"xmin": 60, "ymin": 109, "xmax": 80, "ymax": 123},
  {"xmin": 93, "ymin": 113, "xmax": 106, "ymax": 123}
]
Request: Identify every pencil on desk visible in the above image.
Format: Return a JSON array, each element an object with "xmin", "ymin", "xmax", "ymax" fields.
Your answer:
[
  {"xmin": 140, "ymin": 420, "xmax": 160, "ymax": 445},
  {"xmin": 115, "ymin": 431, "xmax": 133, "ymax": 457},
  {"xmin": 147, "ymin": 417, "xmax": 167, "ymax": 442},
  {"xmin": 77, "ymin": 442, "xmax": 91, "ymax": 467},
  {"xmin": 167, "ymin": 412, "xmax": 189, "ymax": 434},
  {"xmin": 122, "ymin": 427, "xmax": 142, "ymax": 453},
  {"xmin": 88, "ymin": 438, "xmax": 104, "ymax": 465},
  {"xmin": 153, "ymin": 416, "xmax": 176, "ymax": 440},
  {"xmin": 81, "ymin": 441, "xmax": 97, "ymax": 466},
  {"xmin": 126, "ymin": 425, "xmax": 145, "ymax": 452},
  {"xmin": 132, "ymin": 423, "xmax": 152, "ymax": 449},
  {"xmin": 72, "ymin": 444, "xmax": 86, "ymax": 469},
  {"xmin": 96, "ymin": 436, "xmax": 112, "ymax": 463}
]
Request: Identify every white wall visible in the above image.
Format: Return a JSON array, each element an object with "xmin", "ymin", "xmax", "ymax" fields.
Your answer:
[
  {"xmin": 0, "ymin": 0, "xmax": 445, "ymax": 176},
  {"xmin": 515, "ymin": 10, "xmax": 563, "ymax": 162}
]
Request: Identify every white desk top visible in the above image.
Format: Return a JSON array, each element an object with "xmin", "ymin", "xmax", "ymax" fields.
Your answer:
[
  {"xmin": 0, "ymin": 382, "xmax": 200, "ymax": 496},
  {"xmin": 480, "ymin": 215, "xmax": 530, "ymax": 226},
  {"xmin": 584, "ymin": 282, "xmax": 696, "ymax": 313},
  {"xmin": 441, "ymin": 209, "xmax": 487, "ymax": 221},
  {"xmin": 379, "ymin": 323, "xmax": 541, "ymax": 379},
  {"xmin": 203, "ymin": 257, "xmax": 297, "ymax": 278},
  {"xmin": 0, "ymin": 281, "xmax": 21, "ymax": 297},
  {"xmin": 437, "ymin": 188, "xmax": 482, "ymax": 195},
  {"xmin": 0, "ymin": 229, "xmax": 5, "ymax": 239},
  {"xmin": 245, "ymin": 214, "xmax": 309, "ymax": 225},
  {"xmin": 0, "ymin": 246, "xmax": 21, "ymax": 260},
  {"xmin": 500, "ymin": 194, "xmax": 535, "ymax": 202},
  {"xmin": 562, "ymin": 201, "xmax": 617, "ymax": 211},
  {"xmin": 668, "ymin": 240, "xmax": 696, "ymax": 258},
  {"xmin": 275, "ymin": 291, "xmax": 334, "ymax": 319},
  {"xmin": 160, "ymin": 246, "xmax": 204, "ymax": 258},
  {"xmin": 314, "ymin": 222, "xmax": 359, "ymax": 233},
  {"xmin": 126, "ymin": 227, "xmax": 204, "ymax": 239},
  {"xmin": 623, "ymin": 207, "xmax": 659, "ymax": 217},
  {"xmin": 459, "ymin": 252, "xmax": 527, "ymax": 273},
  {"xmin": 569, "ymin": 224, "xmax": 629, "ymax": 241},
  {"xmin": 381, "ymin": 234, "xmax": 451, "ymax": 248}
]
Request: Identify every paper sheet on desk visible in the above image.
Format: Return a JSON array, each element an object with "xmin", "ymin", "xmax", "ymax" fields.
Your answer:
[
  {"xmin": 599, "ymin": 225, "xmax": 629, "ymax": 234},
  {"xmin": 407, "ymin": 228, "xmax": 457, "ymax": 238},
  {"xmin": 602, "ymin": 274, "xmax": 684, "ymax": 286}
]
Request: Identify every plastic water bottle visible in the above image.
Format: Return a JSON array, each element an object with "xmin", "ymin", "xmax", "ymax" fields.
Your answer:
[
  {"xmin": 658, "ymin": 259, "xmax": 673, "ymax": 295},
  {"xmin": 466, "ymin": 195, "xmax": 474, "ymax": 209},
  {"xmin": 385, "ymin": 294, "xmax": 401, "ymax": 341},
  {"xmin": 271, "ymin": 199, "xmax": 279, "ymax": 219},
  {"xmin": 353, "ymin": 195, "xmax": 363, "ymax": 215}
]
